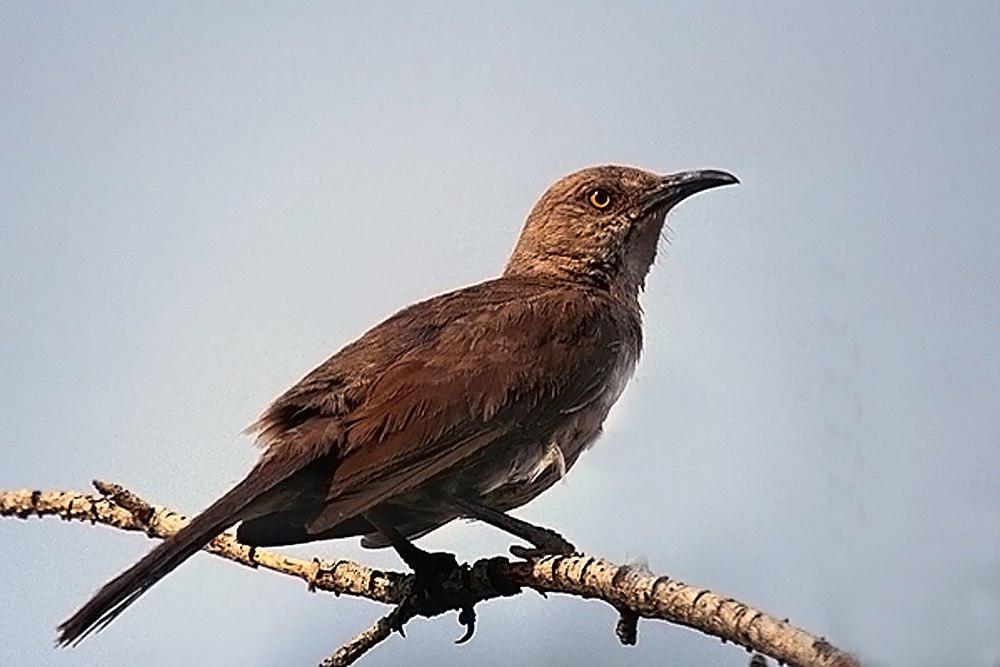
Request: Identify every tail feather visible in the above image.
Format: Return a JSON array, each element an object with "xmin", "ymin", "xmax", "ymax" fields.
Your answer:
[{"xmin": 58, "ymin": 466, "xmax": 276, "ymax": 645}]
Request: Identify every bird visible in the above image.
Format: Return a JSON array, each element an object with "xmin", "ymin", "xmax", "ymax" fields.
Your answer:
[{"xmin": 57, "ymin": 164, "xmax": 738, "ymax": 645}]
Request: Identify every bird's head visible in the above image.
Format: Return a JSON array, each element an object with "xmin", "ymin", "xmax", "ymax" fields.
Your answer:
[{"xmin": 505, "ymin": 165, "xmax": 737, "ymax": 297}]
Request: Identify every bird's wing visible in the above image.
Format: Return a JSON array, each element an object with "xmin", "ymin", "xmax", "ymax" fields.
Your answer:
[
  {"xmin": 248, "ymin": 279, "xmax": 553, "ymax": 444},
  {"xmin": 301, "ymin": 281, "xmax": 639, "ymax": 534}
]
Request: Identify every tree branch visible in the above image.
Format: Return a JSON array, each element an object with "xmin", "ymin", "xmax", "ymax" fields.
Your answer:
[
  {"xmin": 1, "ymin": 483, "xmax": 859, "ymax": 667},
  {"xmin": 319, "ymin": 608, "xmax": 402, "ymax": 666}
]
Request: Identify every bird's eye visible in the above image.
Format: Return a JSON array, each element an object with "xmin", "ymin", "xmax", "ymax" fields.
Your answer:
[{"xmin": 588, "ymin": 188, "xmax": 612, "ymax": 210}]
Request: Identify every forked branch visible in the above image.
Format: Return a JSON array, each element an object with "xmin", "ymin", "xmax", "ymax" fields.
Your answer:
[{"xmin": 1, "ymin": 483, "xmax": 859, "ymax": 667}]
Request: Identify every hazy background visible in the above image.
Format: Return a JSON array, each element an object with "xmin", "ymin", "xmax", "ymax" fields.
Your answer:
[{"xmin": 2, "ymin": 3, "xmax": 997, "ymax": 665}]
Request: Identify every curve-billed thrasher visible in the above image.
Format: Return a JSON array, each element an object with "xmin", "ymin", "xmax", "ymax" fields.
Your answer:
[{"xmin": 59, "ymin": 164, "xmax": 737, "ymax": 644}]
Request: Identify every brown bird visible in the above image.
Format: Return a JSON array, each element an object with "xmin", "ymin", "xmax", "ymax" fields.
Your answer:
[{"xmin": 58, "ymin": 164, "xmax": 737, "ymax": 644}]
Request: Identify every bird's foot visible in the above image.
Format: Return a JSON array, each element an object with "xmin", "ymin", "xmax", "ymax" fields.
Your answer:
[
  {"xmin": 393, "ymin": 542, "xmax": 462, "ymax": 607},
  {"xmin": 392, "ymin": 548, "xmax": 477, "ymax": 643},
  {"xmin": 368, "ymin": 519, "xmax": 474, "ymax": 639},
  {"xmin": 509, "ymin": 542, "xmax": 575, "ymax": 560},
  {"xmin": 509, "ymin": 527, "xmax": 577, "ymax": 560},
  {"xmin": 407, "ymin": 549, "xmax": 461, "ymax": 592}
]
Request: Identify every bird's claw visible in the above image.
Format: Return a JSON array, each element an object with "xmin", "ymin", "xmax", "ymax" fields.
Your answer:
[
  {"xmin": 455, "ymin": 605, "xmax": 476, "ymax": 644},
  {"xmin": 509, "ymin": 537, "xmax": 576, "ymax": 560},
  {"xmin": 394, "ymin": 552, "xmax": 481, "ymax": 644}
]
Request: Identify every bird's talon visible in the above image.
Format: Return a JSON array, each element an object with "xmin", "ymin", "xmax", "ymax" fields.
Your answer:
[{"xmin": 455, "ymin": 605, "xmax": 476, "ymax": 644}]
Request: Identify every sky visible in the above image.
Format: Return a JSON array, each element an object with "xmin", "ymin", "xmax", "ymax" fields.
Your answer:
[{"xmin": 1, "ymin": 3, "xmax": 998, "ymax": 665}]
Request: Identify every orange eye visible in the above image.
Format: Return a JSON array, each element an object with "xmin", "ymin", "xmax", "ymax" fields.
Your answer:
[{"xmin": 588, "ymin": 188, "xmax": 612, "ymax": 209}]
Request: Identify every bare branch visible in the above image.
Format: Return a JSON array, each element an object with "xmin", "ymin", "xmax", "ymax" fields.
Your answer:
[
  {"xmin": 1, "ymin": 484, "xmax": 860, "ymax": 667},
  {"xmin": 0, "ymin": 484, "xmax": 406, "ymax": 604},
  {"xmin": 319, "ymin": 608, "xmax": 404, "ymax": 667},
  {"xmin": 501, "ymin": 559, "xmax": 859, "ymax": 667}
]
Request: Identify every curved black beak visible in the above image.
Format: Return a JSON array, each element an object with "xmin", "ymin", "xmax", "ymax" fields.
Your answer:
[{"xmin": 643, "ymin": 169, "xmax": 739, "ymax": 212}]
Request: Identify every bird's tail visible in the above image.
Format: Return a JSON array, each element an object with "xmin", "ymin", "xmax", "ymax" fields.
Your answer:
[{"xmin": 57, "ymin": 456, "xmax": 300, "ymax": 646}]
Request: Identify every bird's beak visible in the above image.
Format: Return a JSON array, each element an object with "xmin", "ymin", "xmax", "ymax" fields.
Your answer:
[{"xmin": 642, "ymin": 169, "xmax": 739, "ymax": 212}]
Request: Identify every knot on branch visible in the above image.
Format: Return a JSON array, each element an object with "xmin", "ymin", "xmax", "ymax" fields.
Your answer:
[{"xmin": 93, "ymin": 480, "xmax": 156, "ymax": 530}]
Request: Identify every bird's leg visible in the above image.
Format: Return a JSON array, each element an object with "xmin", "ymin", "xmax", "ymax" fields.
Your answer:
[
  {"xmin": 364, "ymin": 512, "xmax": 473, "ymax": 640},
  {"xmin": 364, "ymin": 513, "xmax": 459, "ymax": 583},
  {"xmin": 450, "ymin": 498, "xmax": 576, "ymax": 558}
]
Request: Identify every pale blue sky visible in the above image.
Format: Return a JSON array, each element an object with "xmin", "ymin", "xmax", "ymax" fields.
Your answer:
[{"xmin": 2, "ymin": 3, "xmax": 998, "ymax": 665}]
